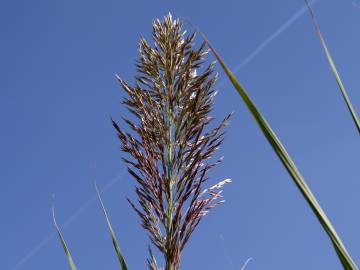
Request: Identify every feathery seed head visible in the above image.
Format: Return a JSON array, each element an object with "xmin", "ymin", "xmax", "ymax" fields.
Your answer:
[{"xmin": 113, "ymin": 13, "xmax": 231, "ymax": 270}]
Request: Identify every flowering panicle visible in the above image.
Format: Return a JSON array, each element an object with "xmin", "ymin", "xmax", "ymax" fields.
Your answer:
[{"xmin": 112, "ymin": 13, "xmax": 231, "ymax": 270}]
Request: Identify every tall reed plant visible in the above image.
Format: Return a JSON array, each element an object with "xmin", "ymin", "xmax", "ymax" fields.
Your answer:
[{"xmin": 54, "ymin": 6, "xmax": 359, "ymax": 270}]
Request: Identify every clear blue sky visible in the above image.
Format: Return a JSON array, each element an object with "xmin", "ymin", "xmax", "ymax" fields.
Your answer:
[{"xmin": 1, "ymin": 0, "xmax": 360, "ymax": 269}]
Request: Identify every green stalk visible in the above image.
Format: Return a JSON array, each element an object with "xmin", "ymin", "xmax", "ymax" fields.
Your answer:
[
  {"xmin": 167, "ymin": 106, "xmax": 174, "ymax": 234},
  {"xmin": 305, "ymin": 0, "xmax": 360, "ymax": 134},
  {"xmin": 166, "ymin": 104, "xmax": 176, "ymax": 270},
  {"xmin": 198, "ymin": 32, "xmax": 358, "ymax": 270}
]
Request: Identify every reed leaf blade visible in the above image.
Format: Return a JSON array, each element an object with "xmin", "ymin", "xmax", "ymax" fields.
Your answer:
[
  {"xmin": 305, "ymin": 0, "xmax": 360, "ymax": 134},
  {"xmin": 52, "ymin": 208, "xmax": 78, "ymax": 270},
  {"xmin": 198, "ymin": 32, "xmax": 358, "ymax": 270},
  {"xmin": 95, "ymin": 182, "xmax": 128, "ymax": 270}
]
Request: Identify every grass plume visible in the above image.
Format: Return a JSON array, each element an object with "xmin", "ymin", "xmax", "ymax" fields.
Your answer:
[{"xmin": 112, "ymin": 13, "xmax": 231, "ymax": 270}]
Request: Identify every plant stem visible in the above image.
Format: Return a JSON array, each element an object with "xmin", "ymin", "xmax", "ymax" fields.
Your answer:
[{"xmin": 165, "ymin": 103, "xmax": 177, "ymax": 270}]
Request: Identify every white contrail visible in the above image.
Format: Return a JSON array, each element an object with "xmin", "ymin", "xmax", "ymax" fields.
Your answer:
[
  {"xmin": 9, "ymin": 233, "xmax": 57, "ymax": 270},
  {"xmin": 9, "ymin": 1, "xmax": 321, "ymax": 269},
  {"xmin": 217, "ymin": 0, "xmax": 319, "ymax": 88},
  {"xmin": 9, "ymin": 171, "xmax": 126, "ymax": 270}
]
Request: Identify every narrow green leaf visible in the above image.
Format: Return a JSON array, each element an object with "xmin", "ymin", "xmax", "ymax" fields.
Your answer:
[
  {"xmin": 95, "ymin": 182, "xmax": 128, "ymax": 270},
  {"xmin": 305, "ymin": 0, "xmax": 360, "ymax": 134},
  {"xmin": 198, "ymin": 32, "xmax": 358, "ymax": 270},
  {"xmin": 52, "ymin": 207, "xmax": 78, "ymax": 270}
]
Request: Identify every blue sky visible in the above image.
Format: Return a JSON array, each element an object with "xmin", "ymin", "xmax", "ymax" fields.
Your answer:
[{"xmin": 1, "ymin": 0, "xmax": 360, "ymax": 269}]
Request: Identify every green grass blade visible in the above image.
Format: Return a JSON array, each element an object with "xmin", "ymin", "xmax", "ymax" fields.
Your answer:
[
  {"xmin": 305, "ymin": 0, "xmax": 360, "ymax": 134},
  {"xmin": 52, "ymin": 207, "xmax": 78, "ymax": 270},
  {"xmin": 198, "ymin": 32, "xmax": 358, "ymax": 270},
  {"xmin": 95, "ymin": 182, "xmax": 128, "ymax": 270}
]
